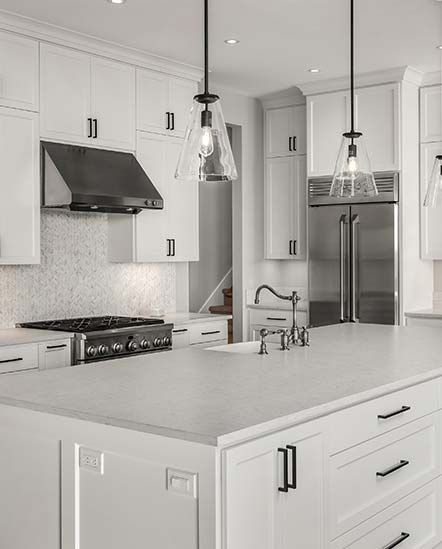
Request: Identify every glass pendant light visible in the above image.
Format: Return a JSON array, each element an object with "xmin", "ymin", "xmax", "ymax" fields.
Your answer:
[
  {"xmin": 424, "ymin": 2, "xmax": 442, "ymax": 207},
  {"xmin": 330, "ymin": 0, "xmax": 378, "ymax": 198},
  {"xmin": 175, "ymin": 0, "xmax": 238, "ymax": 182}
]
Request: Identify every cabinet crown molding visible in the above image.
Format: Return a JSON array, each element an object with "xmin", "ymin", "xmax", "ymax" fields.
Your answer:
[
  {"xmin": 0, "ymin": 9, "xmax": 203, "ymax": 82},
  {"xmin": 298, "ymin": 66, "xmax": 424, "ymax": 96},
  {"xmin": 260, "ymin": 87, "xmax": 305, "ymax": 109},
  {"xmin": 422, "ymin": 71, "xmax": 442, "ymax": 87}
]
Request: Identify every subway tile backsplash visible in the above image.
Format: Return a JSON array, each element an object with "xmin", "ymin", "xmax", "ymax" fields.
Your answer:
[{"xmin": 0, "ymin": 211, "xmax": 176, "ymax": 328}]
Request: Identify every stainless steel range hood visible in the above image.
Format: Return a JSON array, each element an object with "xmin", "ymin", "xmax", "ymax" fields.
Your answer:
[{"xmin": 41, "ymin": 141, "xmax": 164, "ymax": 214}]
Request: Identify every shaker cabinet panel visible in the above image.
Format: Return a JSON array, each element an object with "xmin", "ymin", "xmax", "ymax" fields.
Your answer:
[
  {"xmin": 421, "ymin": 86, "xmax": 442, "ymax": 143},
  {"xmin": 0, "ymin": 31, "xmax": 38, "ymax": 112},
  {"xmin": 0, "ymin": 107, "xmax": 39, "ymax": 264},
  {"xmin": 40, "ymin": 43, "xmax": 91, "ymax": 145},
  {"xmin": 168, "ymin": 77, "xmax": 196, "ymax": 138},
  {"xmin": 91, "ymin": 57, "xmax": 135, "ymax": 151},
  {"xmin": 265, "ymin": 105, "xmax": 306, "ymax": 158},
  {"xmin": 421, "ymin": 142, "xmax": 442, "ymax": 259}
]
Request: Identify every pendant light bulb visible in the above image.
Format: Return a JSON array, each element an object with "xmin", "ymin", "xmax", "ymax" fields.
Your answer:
[{"xmin": 200, "ymin": 108, "xmax": 214, "ymax": 158}]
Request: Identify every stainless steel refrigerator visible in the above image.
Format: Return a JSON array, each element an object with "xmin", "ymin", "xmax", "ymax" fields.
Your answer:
[{"xmin": 308, "ymin": 172, "xmax": 400, "ymax": 327}]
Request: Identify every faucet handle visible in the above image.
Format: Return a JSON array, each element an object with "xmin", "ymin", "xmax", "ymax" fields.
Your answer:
[
  {"xmin": 300, "ymin": 326, "xmax": 311, "ymax": 347},
  {"xmin": 258, "ymin": 328, "xmax": 269, "ymax": 355}
]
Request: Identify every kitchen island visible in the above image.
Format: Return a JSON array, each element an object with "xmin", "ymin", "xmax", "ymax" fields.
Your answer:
[{"xmin": 0, "ymin": 324, "xmax": 442, "ymax": 548}]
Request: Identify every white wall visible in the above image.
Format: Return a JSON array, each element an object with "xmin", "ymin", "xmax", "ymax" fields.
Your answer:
[{"xmin": 0, "ymin": 211, "xmax": 176, "ymax": 328}]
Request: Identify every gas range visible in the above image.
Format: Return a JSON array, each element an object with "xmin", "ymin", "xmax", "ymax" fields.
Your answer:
[{"xmin": 18, "ymin": 316, "xmax": 173, "ymax": 365}]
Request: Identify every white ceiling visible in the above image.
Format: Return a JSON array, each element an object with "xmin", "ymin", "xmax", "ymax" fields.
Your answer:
[{"xmin": 0, "ymin": 0, "xmax": 440, "ymax": 96}]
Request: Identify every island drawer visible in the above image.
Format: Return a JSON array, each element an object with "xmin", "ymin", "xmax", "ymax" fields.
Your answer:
[
  {"xmin": 171, "ymin": 326, "xmax": 191, "ymax": 349},
  {"xmin": 0, "ymin": 344, "xmax": 39, "ymax": 374},
  {"xmin": 249, "ymin": 308, "xmax": 308, "ymax": 329},
  {"xmin": 331, "ymin": 478, "xmax": 442, "ymax": 548},
  {"xmin": 328, "ymin": 413, "xmax": 441, "ymax": 539},
  {"xmin": 328, "ymin": 379, "xmax": 439, "ymax": 455},
  {"xmin": 189, "ymin": 321, "xmax": 228, "ymax": 345}
]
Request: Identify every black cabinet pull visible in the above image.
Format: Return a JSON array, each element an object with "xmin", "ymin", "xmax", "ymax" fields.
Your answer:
[
  {"xmin": 383, "ymin": 532, "xmax": 410, "ymax": 549},
  {"xmin": 171, "ymin": 112, "xmax": 175, "ymax": 131},
  {"xmin": 166, "ymin": 239, "xmax": 171, "ymax": 257},
  {"xmin": 278, "ymin": 447, "xmax": 289, "ymax": 492},
  {"xmin": 166, "ymin": 112, "xmax": 171, "ymax": 130},
  {"xmin": 378, "ymin": 406, "xmax": 411, "ymax": 420},
  {"xmin": 376, "ymin": 460, "xmax": 409, "ymax": 478},
  {"xmin": 93, "ymin": 118, "xmax": 98, "ymax": 138},
  {"xmin": 46, "ymin": 344, "xmax": 67, "ymax": 350},
  {"xmin": 267, "ymin": 317, "xmax": 288, "ymax": 322},
  {"xmin": 0, "ymin": 357, "xmax": 23, "ymax": 365},
  {"xmin": 293, "ymin": 240, "xmax": 297, "ymax": 255},
  {"xmin": 293, "ymin": 136, "xmax": 297, "ymax": 151},
  {"xmin": 286, "ymin": 445, "xmax": 297, "ymax": 490},
  {"xmin": 172, "ymin": 239, "xmax": 176, "ymax": 257},
  {"xmin": 172, "ymin": 329, "xmax": 188, "ymax": 334},
  {"xmin": 87, "ymin": 117, "xmax": 93, "ymax": 138},
  {"xmin": 201, "ymin": 330, "xmax": 221, "ymax": 336},
  {"xmin": 288, "ymin": 136, "xmax": 292, "ymax": 152}
]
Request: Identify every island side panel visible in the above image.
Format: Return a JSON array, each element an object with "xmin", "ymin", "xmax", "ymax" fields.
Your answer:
[{"xmin": 0, "ymin": 404, "xmax": 217, "ymax": 549}]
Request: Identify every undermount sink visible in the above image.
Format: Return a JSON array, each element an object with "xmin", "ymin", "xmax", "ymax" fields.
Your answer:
[{"xmin": 208, "ymin": 341, "xmax": 282, "ymax": 355}]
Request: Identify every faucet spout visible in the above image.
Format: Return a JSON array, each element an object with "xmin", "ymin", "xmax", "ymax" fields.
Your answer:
[{"xmin": 254, "ymin": 284, "xmax": 292, "ymax": 305}]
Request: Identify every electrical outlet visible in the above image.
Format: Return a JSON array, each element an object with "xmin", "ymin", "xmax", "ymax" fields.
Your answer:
[{"xmin": 79, "ymin": 447, "xmax": 104, "ymax": 474}]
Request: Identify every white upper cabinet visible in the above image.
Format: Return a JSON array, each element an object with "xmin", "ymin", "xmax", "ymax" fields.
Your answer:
[
  {"xmin": 421, "ymin": 86, "xmax": 442, "ymax": 143},
  {"xmin": 265, "ymin": 156, "xmax": 306, "ymax": 260},
  {"xmin": 40, "ymin": 44, "xmax": 135, "ymax": 150},
  {"xmin": 108, "ymin": 132, "xmax": 199, "ymax": 263},
  {"xmin": 0, "ymin": 31, "xmax": 38, "ymax": 112},
  {"xmin": 40, "ymin": 44, "xmax": 91, "ymax": 145},
  {"xmin": 0, "ymin": 107, "xmax": 39, "ymax": 264},
  {"xmin": 307, "ymin": 91, "xmax": 349, "ymax": 177},
  {"xmin": 354, "ymin": 83, "xmax": 400, "ymax": 172},
  {"xmin": 136, "ymin": 68, "xmax": 196, "ymax": 138},
  {"xmin": 90, "ymin": 57, "xmax": 135, "ymax": 151},
  {"xmin": 421, "ymin": 142, "xmax": 442, "ymax": 259},
  {"xmin": 265, "ymin": 105, "xmax": 306, "ymax": 158}
]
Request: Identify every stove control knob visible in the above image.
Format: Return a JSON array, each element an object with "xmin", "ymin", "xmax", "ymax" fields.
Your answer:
[
  {"xmin": 140, "ymin": 339, "xmax": 151, "ymax": 350},
  {"xmin": 112, "ymin": 342, "xmax": 123, "ymax": 354},
  {"xmin": 127, "ymin": 340, "xmax": 138, "ymax": 352},
  {"xmin": 98, "ymin": 344, "xmax": 109, "ymax": 356},
  {"xmin": 153, "ymin": 337, "xmax": 162, "ymax": 348},
  {"xmin": 162, "ymin": 336, "xmax": 171, "ymax": 347},
  {"xmin": 86, "ymin": 345, "xmax": 97, "ymax": 357}
]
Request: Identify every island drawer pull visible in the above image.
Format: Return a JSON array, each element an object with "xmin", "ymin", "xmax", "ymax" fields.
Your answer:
[
  {"xmin": 376, "ymin": 460, "xmax": 409, "ymax": 478},
  {"xmin": 286, "ymin": 445, "xmax": 297, "ymax": 490},
  {"xmin": 266, "ymin": 317, "xmax": 287, "ymax": 322},
  {"xmin": 382, "ymin": 532, "xmax": 410, "ymax": 549},
  {"xmin": 278, "ymin": 447, "xmax": 289, "ymax": 492},
  {"xmin": 201, "ymin": 330, "xmax": 221, "ymax": 336},
  {"xmin": 173, "ymin": 329, "xmax": 188, "ymax": 334},
  {"xmin": 0, "ymin": 357, "xmax": 23, "ymax": 365},
  {"xmin": 46, "ymin": 344, "xmax": 67, "ymax": 350},
  {"xmin": 378, "ymin": 406, "xmax": 411, "ymax": 420}
]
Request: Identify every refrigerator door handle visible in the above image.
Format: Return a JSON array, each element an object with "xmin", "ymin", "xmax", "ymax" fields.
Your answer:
[
  {"xmin": 351, "ymin": 214, "xmax": 360, "ymax": 323},
  {"xmin": 339, "ymin": 214, "xmax": 347, "ymax": 322}
]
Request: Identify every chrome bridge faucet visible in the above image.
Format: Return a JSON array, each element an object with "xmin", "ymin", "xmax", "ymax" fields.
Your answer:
[{"xmin": 254, "ymin": 285, "xmax": 302, "ymax": 345}]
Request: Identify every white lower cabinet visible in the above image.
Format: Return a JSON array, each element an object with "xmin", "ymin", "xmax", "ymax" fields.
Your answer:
[
  {"xmin": 38, "ymin": 339, "xmax": 72, "ymax": 370},
  {"xmin": 0, "ymin": 339, "xmax": 72, "ymax": 374},
  {"xmin": 171, "ymin": 320, "xmax": 228, "ymax": 349},
  {"xmin": 249, "ymin": 307, "xmax": 308, "ymax": 341},
  {"xmin": 224, "ymin": 419, "xmax": 325, "ymax": 549}
]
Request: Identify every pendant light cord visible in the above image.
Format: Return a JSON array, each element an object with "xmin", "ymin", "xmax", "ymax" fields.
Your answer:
[
  {"xmin": 350, "ymin": 0, "xmax": 355, "ymax": 135},
  {"xmin": 204, "ymin": 0, "xmax": 209, "ymax": 97}
]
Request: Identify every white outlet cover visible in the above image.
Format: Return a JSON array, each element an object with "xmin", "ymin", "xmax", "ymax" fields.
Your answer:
[
  {"xmin": 166, "ymin": 468, "xmax": 198, "ymax": 498},
  {"xmin": 79, "ymin": 447, "xmax": 104, "ymax": 475}
]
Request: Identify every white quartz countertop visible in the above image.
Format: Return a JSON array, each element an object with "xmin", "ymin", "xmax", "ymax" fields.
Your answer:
[
  {"xmin": 0, "ymin": 328, "xmax": 73, "ymax": 347},
  {"xmin": 0, "ymin": 324, "xmax": 442, "ymax": 447},
  {"xmin": 405, "ymin": 309, "xmax": 442, "ymax": 319},
  {"xmin": 163, "ymin": 312, "xmax": 232, "ymax": 325}
]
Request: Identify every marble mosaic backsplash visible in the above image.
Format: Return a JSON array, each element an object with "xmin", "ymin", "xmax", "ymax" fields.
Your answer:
[{"xmin": 0, "ymin": 211, "xmax": 176, "ymax": 328}]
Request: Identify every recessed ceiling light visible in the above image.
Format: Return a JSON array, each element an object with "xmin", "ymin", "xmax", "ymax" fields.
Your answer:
[
  {"xmin": 308, "ymin": 68, "xmax": 321, "ymax": 73},
  {"xmin": 107, "ymin": 0, "xmax": 126, "ymax": 4},
  {"xmin": 224, "ymin": 39, "xmax": 239, "ymax": 45}
]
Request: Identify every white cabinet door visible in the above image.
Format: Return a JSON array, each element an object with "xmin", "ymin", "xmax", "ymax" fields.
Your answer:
[
  {"xmin": 0, "ymin": 107, "xmax": 39, "ymax": 264},
  {"xmin": 307, "ymin": 91, "xmax": 349, "ymax": 176},
  {"xmin": 421, "ymin": 142, "xmax": 442, "ymax": 259},
  {"xmin": 168, "ymin": 77, "xmax": 196, "ymax": 138},
  {"xmin": 167, "ymin": 138, "xmax": 199, "ymax": 262},
  {"xmin": 91, "ymin": 57, "xmax": 135, "ymax": 151},
  {"xmin": 136, "ymin": 69, "xmax": 169, "ymax": 135},
  {"xmin": 133, "ymin": 132, "xmax": 169, "ymax": 262},
  {"xmin": 421, "ymin": 86, "xmax": 442, "ymax": 143},
  {"xmin": 265, "ymin": 156, "xmax": 306, "ymax": 260},
  {"xmin": 0, "ymin": 31, "xmax": 38, "ymax": 111},
  {"xmin": 38, "ymin": 340, "xmax": 71, "ymax": 370},
  {"xmin": 40, "ymin": 43, "xmax": 91, "ymax": 145},
  {"xmin": 355, "ymin": 83, "xmax": 400, "ymax": 172},
  {"xmin": 265, "ymin": 106, "xmax": 306, "ymax": 158},
  {"xmin": 224, "ymin": 420, "xmax": 324, "ymax": 549}
]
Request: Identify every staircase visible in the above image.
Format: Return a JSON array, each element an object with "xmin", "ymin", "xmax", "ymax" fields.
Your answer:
[{"xmin": 209, "ymin": 287, "xmax": 233, "ymax": 343}]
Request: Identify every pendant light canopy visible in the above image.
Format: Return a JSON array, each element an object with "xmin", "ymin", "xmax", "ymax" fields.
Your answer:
[
  {"xmin": 175, "ymin": 0, "xmax": 238, "ymax": 182},
  {"xmin": 424, "ymin": 1, "xmax": 442, "ymax": 207},
  {"xmin": 330, "ymin": 0, "xmax": 377, "ymax": 199}
]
